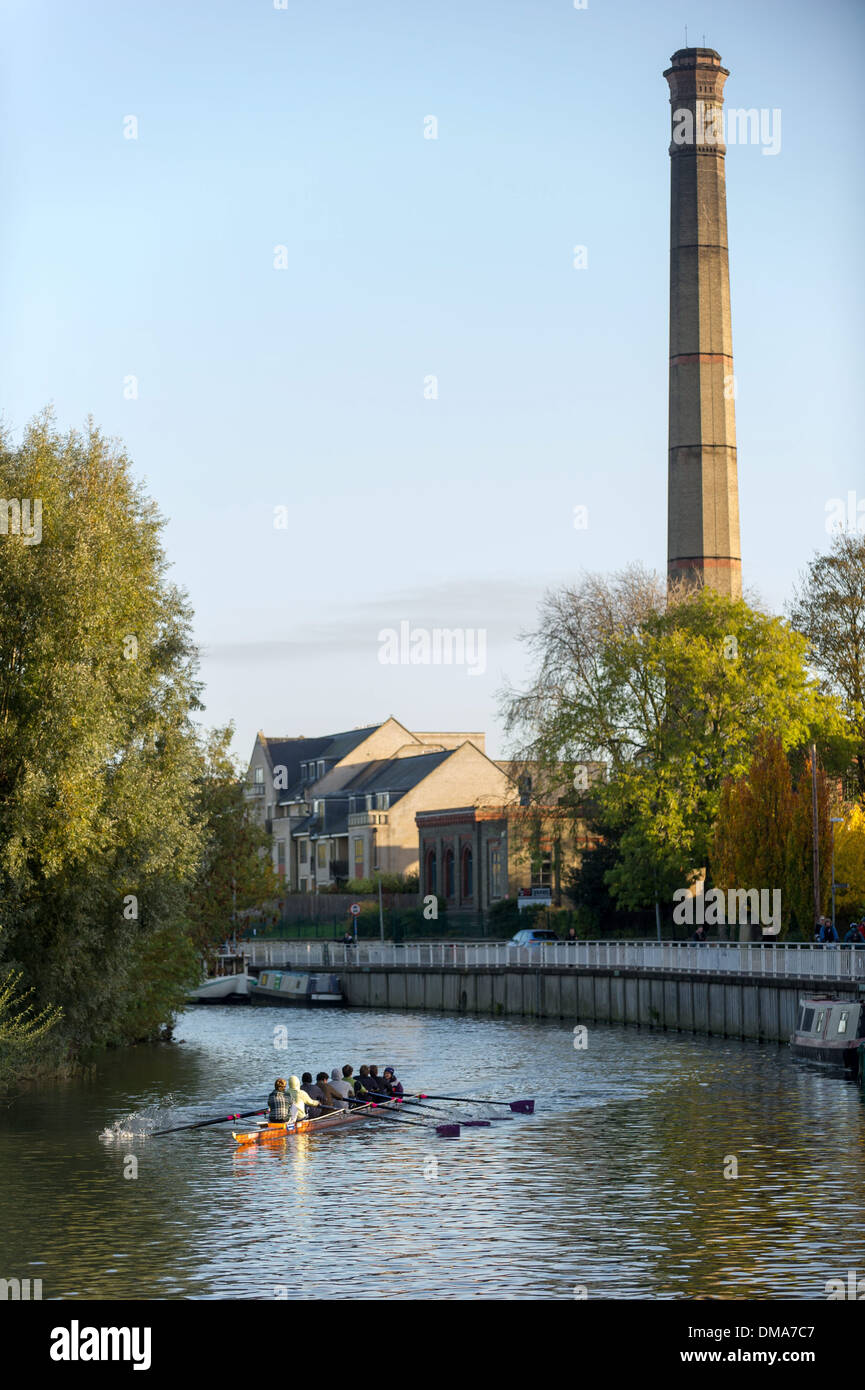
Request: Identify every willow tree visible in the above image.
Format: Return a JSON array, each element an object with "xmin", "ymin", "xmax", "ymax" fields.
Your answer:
[
  {"xmin": 0, "ymin": 413, "xmax": 205, "ymax": 1053},
  {"xmin": 502, "ymin": 567, "xmax": 845, "ymax": 918}
]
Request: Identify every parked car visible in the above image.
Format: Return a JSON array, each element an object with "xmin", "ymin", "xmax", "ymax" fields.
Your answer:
[{"xmin": 510, "ymin": 929, "xmax": 559, "ymax": 947}]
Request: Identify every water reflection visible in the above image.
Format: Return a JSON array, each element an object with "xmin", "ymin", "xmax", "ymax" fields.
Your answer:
[{"xmin": 0, "ymin": 1004, "xmax": 863, "ymax": 1298}]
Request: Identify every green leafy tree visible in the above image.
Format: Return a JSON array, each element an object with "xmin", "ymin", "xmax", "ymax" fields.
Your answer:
[
  {"xmin": 0, "ymin": 412, "xmax": 206, "ymax": 1053},
  {"xmin": 503, "ymin": 567, "xmax": 845, "ymax": 917},
  {"xmin": 187, "ymin": 726, "xmax": 280, "ymax": 953},
  {"xmin": 790, "ymin": 531, "xmax": 865, "ymax": 801}
]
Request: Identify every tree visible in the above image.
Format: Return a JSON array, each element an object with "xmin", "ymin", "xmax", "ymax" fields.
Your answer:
[
  {"xmin": 0, "ymin": 935, "xmax": 62, "ymax": 1088},
  {"xmin": 187, "ymin": 726, "xmax": 280, "ymax": 953},
  {"xmin": 502, "ymin": 567, "xmax": 845, "ymax": 917},
  {"xmin": 0, "ymin": 413, "xmax": 206, "ymax": 1052},
  {"xmin": 714, "ymin": 735, "xmax": 794, "ymax": 938},
  {"xmin": 833, "ymin": 803, "xmax": 865, "ymax": 925},
  {"xmin": 785, "ymin": 753, "xmax": 832, "ymax": 936},
  {"xmin": 790, "ymin": 531, "xmax": 865, "ymax": 801}
]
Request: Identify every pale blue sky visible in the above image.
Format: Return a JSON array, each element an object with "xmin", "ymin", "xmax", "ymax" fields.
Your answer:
[{"xmin": 2, "ymin": 0, "xmax": 863, "ymax": 759}]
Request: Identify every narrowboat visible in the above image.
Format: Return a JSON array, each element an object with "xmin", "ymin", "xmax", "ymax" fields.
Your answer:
[
  {"xmin": 789, "ymin": 995, "xmax": 865, "ymax": 1074},
  {"xmin": 251, "ymin": 969, "xmax": 343, "ymax": 1006}
]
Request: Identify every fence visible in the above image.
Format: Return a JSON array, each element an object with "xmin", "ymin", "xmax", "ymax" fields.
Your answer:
[{"xmin": 241, "ymin": 939, "xmax": 865, "ymax": 981}]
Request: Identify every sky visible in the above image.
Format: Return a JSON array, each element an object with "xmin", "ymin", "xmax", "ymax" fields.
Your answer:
[{"xmin": 2, "ymin": 0, "xmax": 863, "ymax": 761}]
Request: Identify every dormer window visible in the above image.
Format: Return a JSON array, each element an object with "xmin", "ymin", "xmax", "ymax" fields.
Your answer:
[
  {"xmin": 317, "ymin": 760, "xmax": 325, "ymax": 779},
  {"xmin": 376, "ymin": 792, "xmax": 389, "ymax": 811},
  {"xmin": 254, "ymin": 767, "xmax": 264, "ymax": 785}
]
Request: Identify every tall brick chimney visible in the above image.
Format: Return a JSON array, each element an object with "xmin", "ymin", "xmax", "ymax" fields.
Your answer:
[{"xmin": 664, "ymin": 48, "xmax": 742, "ymax": 599}]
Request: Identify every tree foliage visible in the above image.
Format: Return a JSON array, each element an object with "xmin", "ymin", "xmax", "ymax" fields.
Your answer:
[
  {"xmin": 502, "ymin": 566, "xmax": 845, "ymax": 915},
  {"xmin": 713, "ymin": 736, "xmax": 832, "ymax": 938},
  {"xmin": 186, "ymin": 726, "xmax": 279, "ymax": 953},
  {"xmin": 0, "ymin": 413, "xmax": 206, "ymax": 1053},
  {"xmin": 790, "ymin": 530, "xmax": 865, "ymax": 801}
]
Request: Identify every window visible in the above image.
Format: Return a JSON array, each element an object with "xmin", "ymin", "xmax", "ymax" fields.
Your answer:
[
  {"xmin": 531, "ymin": 841, "xmax": 553, "ymax": 888},
  {"xmin": 444, "ymin": 848, "xmax": 455, "ymax": 899},
  {"xmin": 489, "ymin": 843, "xmax": 503, "ymax": 900},
  {"xmin": 815, "ymin": 1010, "xmax": 826, "ymax": 1034},
  {"xmin": 838, "ymin": 1010, "xmax": 850, "ymax": 1035},
  {"xmin": 365, "ymin": 794, "xmax": 374, "ymax": 811},
  {"xmin": 276, "ymin": 841, "xmax": 285, "ymax": 875},
  {"xmin": 254, "ymin": 766, "xmax": 264, "ymax": 785},
  {"xmin": 317, "ymin": 842, "xmax": 328, "ymax": 868},
  {"xmin": 376, "ymin": 792, "xmax": 389, "ymax": 811},
  {"xmin": 354, "ymin": 838, "xmax": 364, "ymax": 873},
  {"xmin": 461, "ymin": 847, "xmax": 473, "ymax": 899},
  {"xmin": 299, "ymin": 840, "xmax": 308, "ymax": 865},
  {"xmin": 426, "ymin": 848, "xmax": 437, "ymax": 895},
  {"xmin": 317, "ymin": 761, "xmax": 325, "ymax": 779},
  {"xmin": 801, "ymin": 1007, "xmax": 814, "ymax": 1032}
]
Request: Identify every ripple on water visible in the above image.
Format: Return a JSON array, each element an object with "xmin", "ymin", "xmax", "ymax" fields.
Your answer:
[{"xmin": 1, "ymin": 1005, "xmax": 863, "ymax": 1298}]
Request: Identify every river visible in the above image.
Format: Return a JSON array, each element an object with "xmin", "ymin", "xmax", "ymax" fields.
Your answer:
[{"xmin": 1, "ymin": 1004, "xmax": 863, "ymax": 1300}]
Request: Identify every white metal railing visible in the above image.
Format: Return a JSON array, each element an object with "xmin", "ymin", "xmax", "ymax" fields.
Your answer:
[{"xmin": 240, "ymin": 939, "xmax": 865, "ymax": 982}]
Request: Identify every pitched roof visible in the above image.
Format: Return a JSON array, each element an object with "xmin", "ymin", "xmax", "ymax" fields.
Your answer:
[
  {"xmin": 262, "ymin": 726, "xmax": 380, "ymax": 789},
  {"xmin": 340, "ymin": 749, "xmax": 453, "ymax": 795}
]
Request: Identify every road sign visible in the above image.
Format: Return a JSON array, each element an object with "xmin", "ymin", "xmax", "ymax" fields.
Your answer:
[{"xmin": 349, "ymin": 903, "xmax": 361, "ymax": 916}]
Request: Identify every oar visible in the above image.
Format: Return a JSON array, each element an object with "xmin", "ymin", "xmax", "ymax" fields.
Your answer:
[
  {"xmin": 360, "ymin": 1104, "xmax": 460, "ymax": 1139},
  {"xmin": 151, "ymin": 1108, "xmax": 267, "ymax": 1137},
  {"xmin": 411, "ymin": 1093, "xmax": 535, "ymax": 1115}
]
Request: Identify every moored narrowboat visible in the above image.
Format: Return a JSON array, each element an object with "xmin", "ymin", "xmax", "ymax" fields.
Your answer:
[
  {"xmin": 790, "ymin": 996, "xmax": 865, "ymax": 1074},
  {"xmin": 251, "ymin": 969, "xmax": 343, "ymax": 1006}
]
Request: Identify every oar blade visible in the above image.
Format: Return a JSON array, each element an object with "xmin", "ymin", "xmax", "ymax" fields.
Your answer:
[
  {"xmin": 435, "ymin": 1124, "xmax": 461, "ymax": 1139},
  {"xmin": 510, "ymin": 1099, "xmax": 535, "ymax": 1114}
]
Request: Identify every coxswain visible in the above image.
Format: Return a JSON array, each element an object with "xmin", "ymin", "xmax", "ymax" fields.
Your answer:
[{"xmin": 382, "ymin": 1066, "xmax": 403, "ymax": 1097}]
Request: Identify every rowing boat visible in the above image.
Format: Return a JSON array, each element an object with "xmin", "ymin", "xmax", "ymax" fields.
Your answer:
[{"xmin": 232, "ymin": 1097, "xmax": 403, "ymax": 1146}]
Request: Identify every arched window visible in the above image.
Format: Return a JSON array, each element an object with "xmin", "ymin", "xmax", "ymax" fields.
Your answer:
[
  {"xmin": 426, "ymin": 848, "xmax": 437, "ymax": 896},
  {"xmin": 461, "ymin": 846, "xmax": 473, "ymax": 899},
  {"xmin": 444, "ymin": 848, "xmax": 455, "ymax": 899}
]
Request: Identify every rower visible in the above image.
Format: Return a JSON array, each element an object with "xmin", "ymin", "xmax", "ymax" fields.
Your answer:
[
  {"xmin": 328, "ymin": 1068, "xmax": 354, "ymax": 1109},
  {"xmin": 355, "ymin": 1065, "xmax": 372, "ymax": 1095},
  {"xmin": 382, "ymin": 1066, "xmax": 403, "ymax": 1097},
  {"xmin": 267, "ymin": 1078, "xmax": 290, "ymax": 1123},
  {"xmin": 342, "ymin": 1064, "xmax": 357, "ymax": 1095},
  {"xmin": 288, "ymin": 1074, "xmax": 321, "ymax": 1124},
  {"xmin": 367, "ymin": 1064, "xmax": 385, "ymax": 1095}
]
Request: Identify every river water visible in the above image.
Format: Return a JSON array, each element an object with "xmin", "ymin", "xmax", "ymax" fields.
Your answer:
[{"xmin": 1, "ymin": 1004, "xmax": 863, "ymax": 1300}]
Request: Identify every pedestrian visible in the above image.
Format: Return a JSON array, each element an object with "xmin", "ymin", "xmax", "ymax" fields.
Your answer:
[{"xmin": 820, "ymin": 918, "xmax": 839, "ymax": 945}]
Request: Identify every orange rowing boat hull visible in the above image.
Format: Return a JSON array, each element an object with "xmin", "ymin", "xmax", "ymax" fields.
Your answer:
[{"xmin": 232, "ymin": 1100, "xmax": 400, "ymax": 1146}]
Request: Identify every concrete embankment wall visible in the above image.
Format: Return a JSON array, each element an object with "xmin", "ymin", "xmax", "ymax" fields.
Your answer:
[{"xmin": 339, "ymin": 966, "xmax": 862, "ymax": 1042}]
